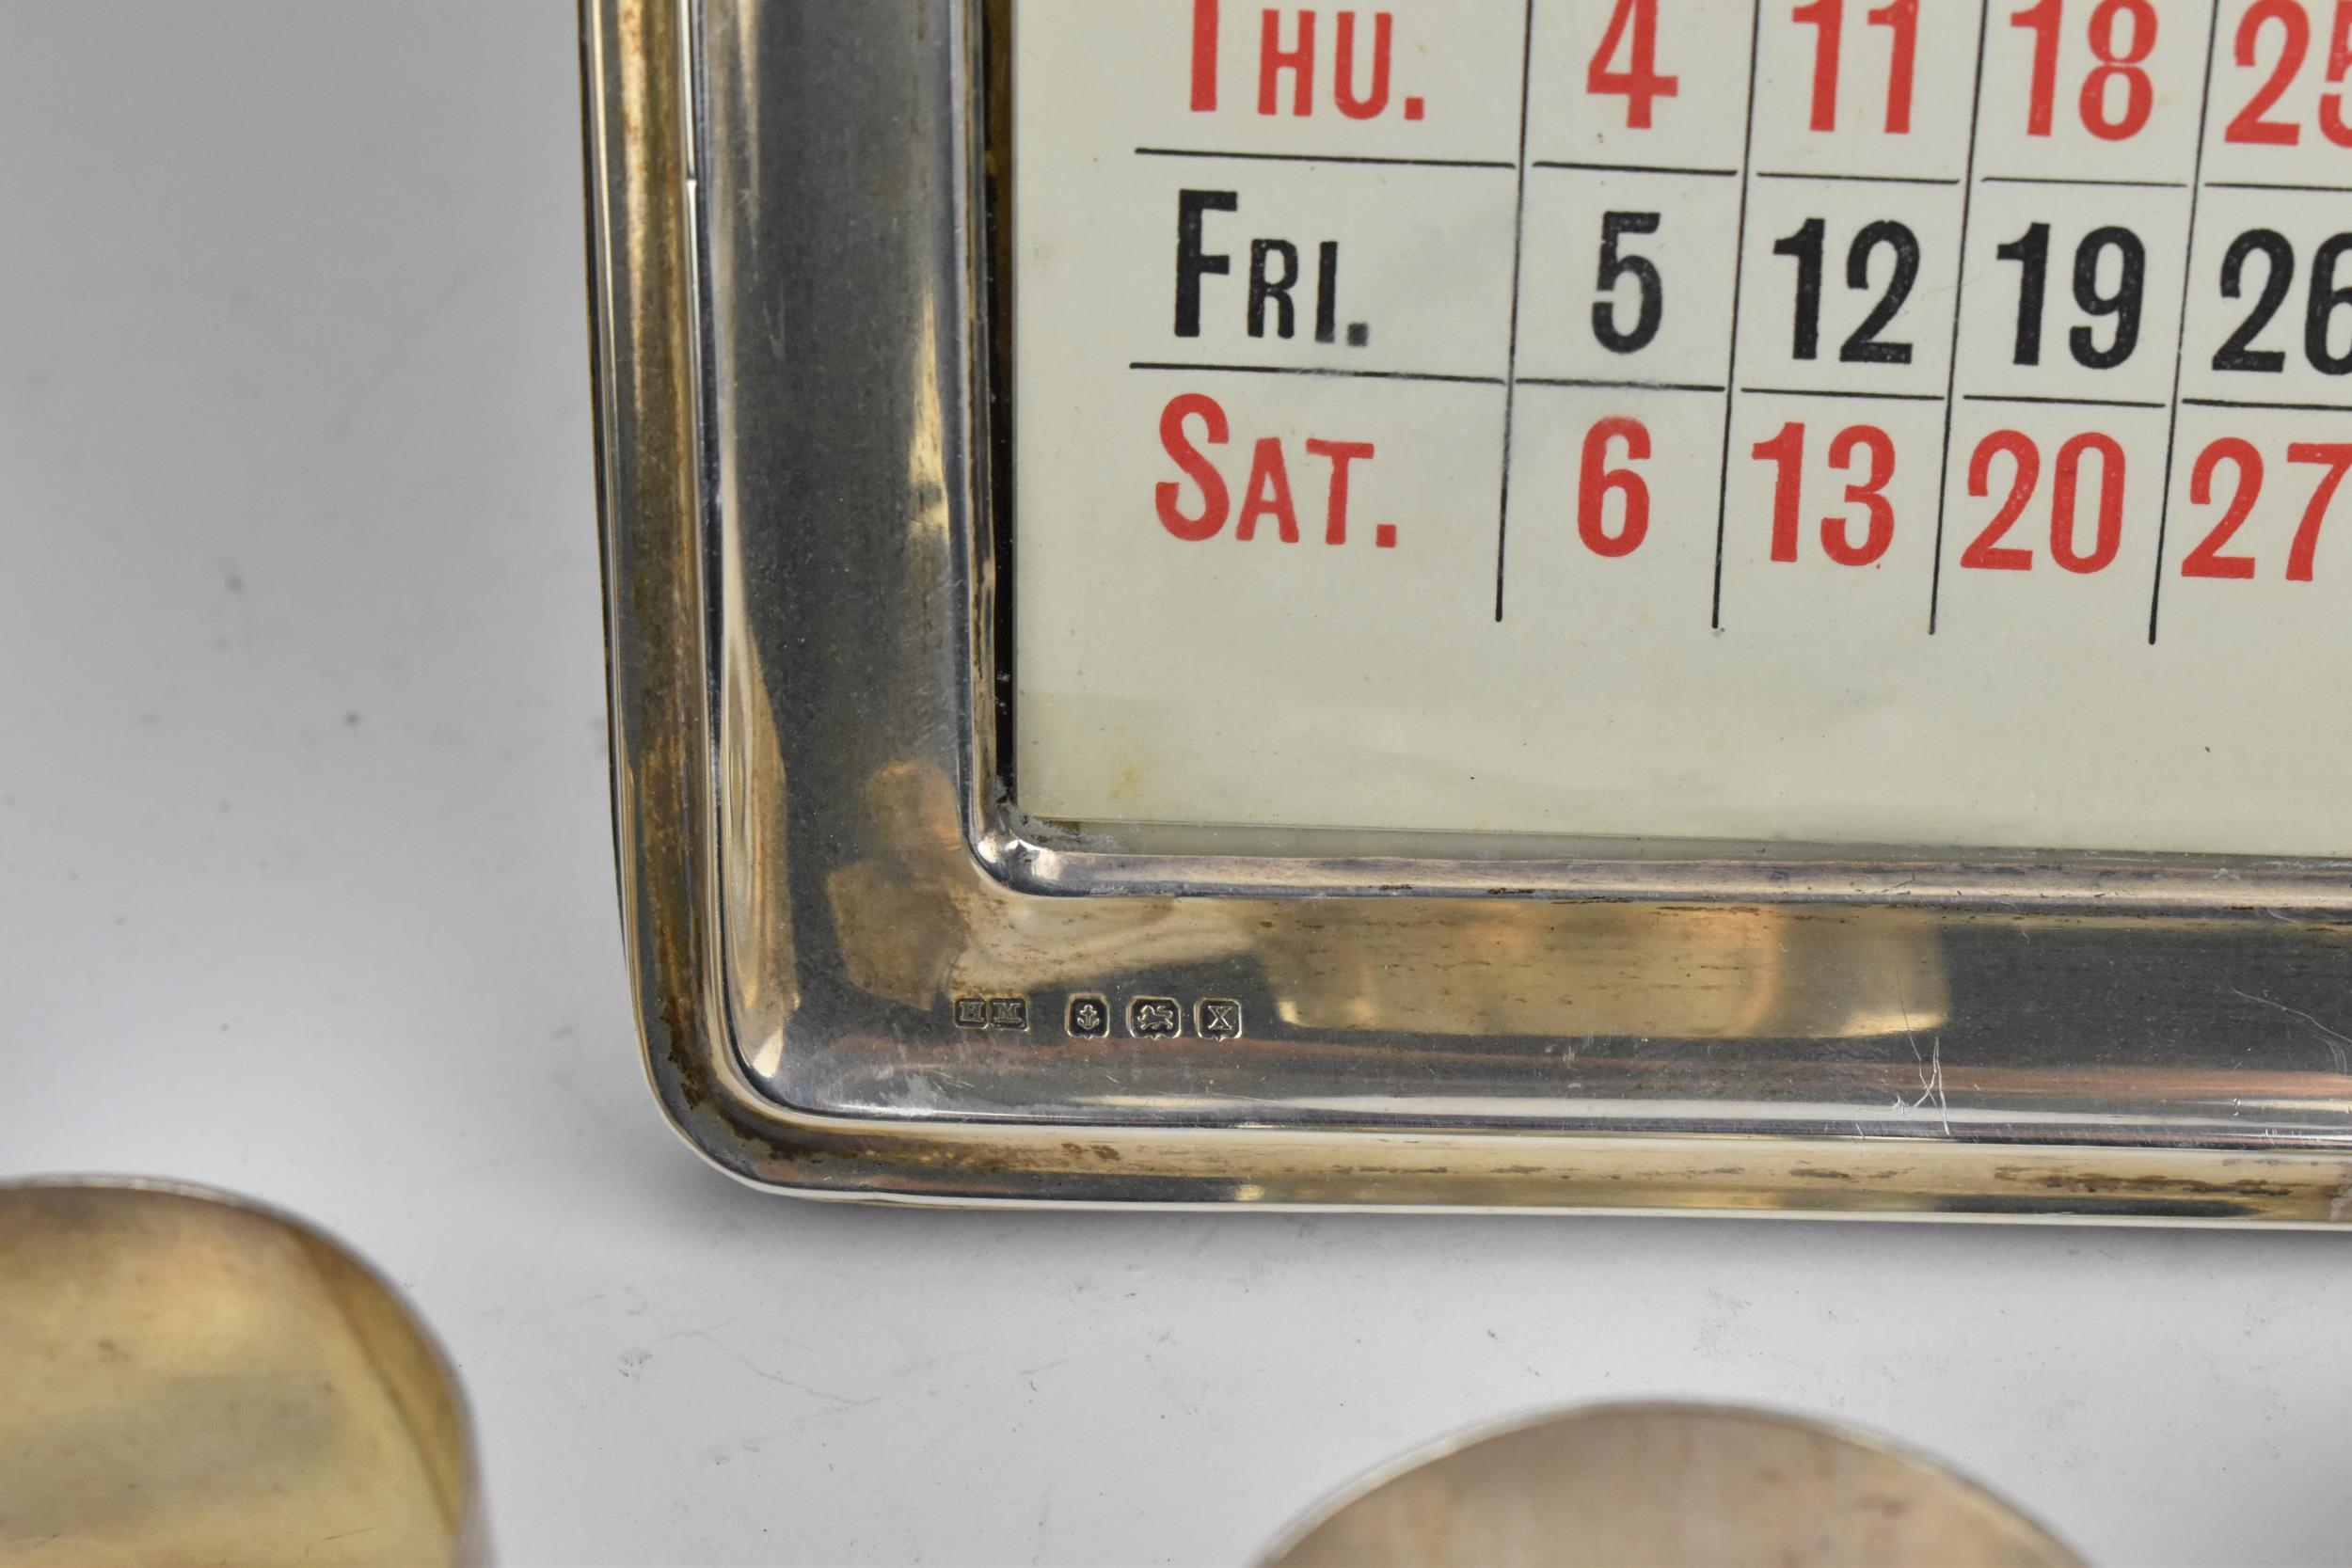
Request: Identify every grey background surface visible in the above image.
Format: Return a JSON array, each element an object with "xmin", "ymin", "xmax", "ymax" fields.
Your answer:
[{"xmin": 1, "ymin": 4, "xmax": 2346, "ymax": 1564}]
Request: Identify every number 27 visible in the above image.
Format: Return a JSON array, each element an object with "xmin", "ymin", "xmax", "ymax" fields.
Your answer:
[{"xmin": 2183, "ymin": 439, "xmax": 2352, "ymax": 581}]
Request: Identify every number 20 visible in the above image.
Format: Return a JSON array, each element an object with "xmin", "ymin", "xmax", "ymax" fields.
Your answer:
[{"xmin": 1963, "ymin": 430, "xmax": 2125, "ymax": 574}]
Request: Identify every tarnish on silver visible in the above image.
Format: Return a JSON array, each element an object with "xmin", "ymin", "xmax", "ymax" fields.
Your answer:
[{"xmin": 584, "ymin": 0, "xmax": 2352, "ymax": 1218}]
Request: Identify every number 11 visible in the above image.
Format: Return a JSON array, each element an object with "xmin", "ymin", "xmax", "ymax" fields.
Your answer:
[{"xmin": 1792, "ymin": 0, "xmax": 1919, "ymax": 134}]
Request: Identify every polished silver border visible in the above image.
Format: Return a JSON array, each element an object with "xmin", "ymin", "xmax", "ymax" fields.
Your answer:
[{"xmin": 584, "ymin": 0, "xmax": 2352, "ymax": 1220}]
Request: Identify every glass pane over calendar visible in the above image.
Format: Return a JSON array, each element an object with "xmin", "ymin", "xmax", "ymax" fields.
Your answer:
[{"xmin": 1009, "ymin": 0, "xmax": 2352, "ymax": 857}]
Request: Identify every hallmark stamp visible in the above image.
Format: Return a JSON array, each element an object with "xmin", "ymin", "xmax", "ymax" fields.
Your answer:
[
  {"xmin": 1127, "ymin": 996, "xmax": 1184, "ymax": 1039},
  {"xmin": 1194, "ymin": 998, "xmax": 1244, "ymax": 1040}
]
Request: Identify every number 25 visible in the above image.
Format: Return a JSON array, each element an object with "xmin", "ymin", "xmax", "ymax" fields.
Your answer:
[{"xmin": 2227, "ymin": 0, "xmax": 2352, "ymax": 147}]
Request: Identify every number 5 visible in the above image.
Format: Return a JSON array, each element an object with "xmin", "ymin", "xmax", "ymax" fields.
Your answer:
[{"xmin": 1593, "ymin": 213, "xmax": 1664, "ymax": 356}]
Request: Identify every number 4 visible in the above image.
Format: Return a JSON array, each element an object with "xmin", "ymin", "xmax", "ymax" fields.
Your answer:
[{"xmin": 1589, "ymin": 0, "xmax": 1679, "ymax": 129}]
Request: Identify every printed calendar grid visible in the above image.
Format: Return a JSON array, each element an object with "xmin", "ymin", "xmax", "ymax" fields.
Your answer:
[
  {"xmin": 1009, "ymin": 0, "xmax": 2352, "ymax": 853},
  {"xmin": 1120, "ymin": 0, "xmax": 2352, "ymax": 641}
]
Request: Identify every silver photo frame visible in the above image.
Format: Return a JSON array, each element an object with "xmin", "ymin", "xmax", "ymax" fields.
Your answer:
[{"xmin": 582, "ymin": 0, "xmax": 2352, "ymax": 1220}]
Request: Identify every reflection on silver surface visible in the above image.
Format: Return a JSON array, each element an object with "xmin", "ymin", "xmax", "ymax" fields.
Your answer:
[
  {"xmin": 0, "ymin": 1180, "xmax": 486, "ymax": 1567},
  {"xmin": 584, "ymin": 0, "xmax": 2352, "ymax": 1217},
  {"xmin": 1263, "ymin": 1404, "xmax": 2081, "ymax": 1568}
]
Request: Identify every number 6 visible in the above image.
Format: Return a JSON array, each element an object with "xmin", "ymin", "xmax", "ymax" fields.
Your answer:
[{"xmin": 1578, "ymin": 418, "xmax": 1652, "ymax": 558}]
